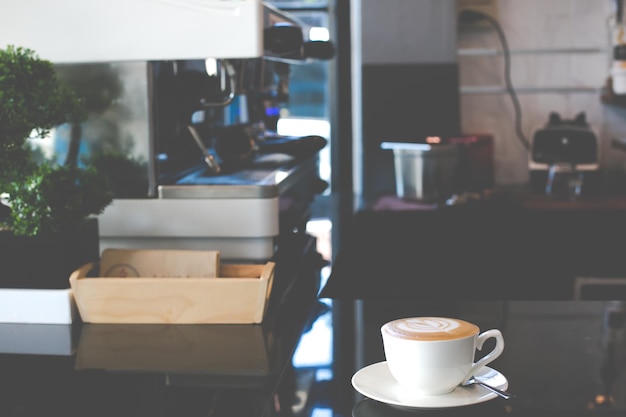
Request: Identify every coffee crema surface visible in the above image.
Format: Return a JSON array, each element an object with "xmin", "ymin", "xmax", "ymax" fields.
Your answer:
[{"xmin": 382, "ymin": 317, "xmax": 479, "ymax": 341}]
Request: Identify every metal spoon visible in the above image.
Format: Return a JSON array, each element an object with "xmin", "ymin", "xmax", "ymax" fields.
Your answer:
[{"xmin": 462, "ymin": 376, "xmax": 515, "ymax": 399}]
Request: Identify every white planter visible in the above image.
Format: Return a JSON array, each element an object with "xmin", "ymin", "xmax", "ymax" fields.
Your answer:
[{"xmin": 0, "ymin": 288, "xmax": 76, "ymax": 324}]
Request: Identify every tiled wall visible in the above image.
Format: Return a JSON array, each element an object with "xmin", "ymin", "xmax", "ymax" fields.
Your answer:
[{"xmin": 458, "ymin": 0, "xmax": 626, "ymax": 187}]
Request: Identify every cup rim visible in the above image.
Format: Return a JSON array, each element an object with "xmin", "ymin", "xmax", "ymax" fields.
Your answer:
[{"xmin": 381, "ymin": 317, "xmax": 480, "ymax": 341}]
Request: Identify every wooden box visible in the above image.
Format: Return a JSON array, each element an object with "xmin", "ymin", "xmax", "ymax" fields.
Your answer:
[{"xmin": 69, "ymin": 250, "xmax": 275, "ymax": 324}]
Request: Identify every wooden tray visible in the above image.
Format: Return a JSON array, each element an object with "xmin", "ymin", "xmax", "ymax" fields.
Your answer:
[{"xmin": 69, "ymin": 261, "xmax": 275, "ymax": 324}]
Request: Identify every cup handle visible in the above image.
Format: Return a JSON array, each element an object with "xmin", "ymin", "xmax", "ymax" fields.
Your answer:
[{"xmin": 462, "ymin": 329, "xmax": 505, "ymax": 385}]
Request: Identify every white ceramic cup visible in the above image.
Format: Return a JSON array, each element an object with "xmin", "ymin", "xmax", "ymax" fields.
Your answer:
[{"xmin": 381, "ymin": 316, "xmax": 504, "ymax": 395}]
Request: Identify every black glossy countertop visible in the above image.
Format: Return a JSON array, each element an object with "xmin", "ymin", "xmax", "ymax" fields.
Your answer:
[
  {"xmin": 0, "ymin": 269, "xmax": 323, "ymax": 417},
  {"xmin": 334, "ymin": 299, "xmax": 626, "ymax": 417},
  {"xmin": 2, "ymin": 299, "xmax": 626, "ymax": 417},
  {"xmin": 323, "ymin": 191, "xmax": 626, "ymax": 300},
  {"xmin": 3, "ymin": 191, "xmax": 626, "ymax": 416}
]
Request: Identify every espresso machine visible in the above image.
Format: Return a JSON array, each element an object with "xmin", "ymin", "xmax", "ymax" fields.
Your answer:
[
  {"xmin": 1, "ymin": 0, "xmax": 333, "ymax": 261},
  {"xmin": 100, "ymin": 13, "xmax": 332, "ymax": 261},
  {"xmin": 122, "ymin": 55, "xmax": 329, "ymax": 261}
]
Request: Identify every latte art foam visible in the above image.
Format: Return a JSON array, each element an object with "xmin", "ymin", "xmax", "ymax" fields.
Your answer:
[{"xmin": 382, "ymin": 317, "xmax": 479, "ymax": 341}]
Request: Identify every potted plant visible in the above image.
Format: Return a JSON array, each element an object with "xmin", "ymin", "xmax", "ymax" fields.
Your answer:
[{"xmin": 0, "ymin": 45, "xmax": 114, "ymax": 323}]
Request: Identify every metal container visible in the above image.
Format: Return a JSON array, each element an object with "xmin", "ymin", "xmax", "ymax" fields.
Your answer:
[{"xmin": 381, "ymin": 142, "xmax": 460, "ymax": 202}]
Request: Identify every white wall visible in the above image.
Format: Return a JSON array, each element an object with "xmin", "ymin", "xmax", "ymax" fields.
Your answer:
[
  {"xmin": 361, "ymin": 0, "xmax": 457, "ymax": 64},
  {"xmin": 458, "ymin": 0, "xmax": 626, "ymax": 186},
  {"xmin": 355, "ymin": 0, "xmax": 626, "ymax": 192}
]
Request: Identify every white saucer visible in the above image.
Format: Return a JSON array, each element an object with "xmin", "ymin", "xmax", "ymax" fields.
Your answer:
[{"xmin": 351, "ymin": 362, "xmax": 508, "ymax": 410}]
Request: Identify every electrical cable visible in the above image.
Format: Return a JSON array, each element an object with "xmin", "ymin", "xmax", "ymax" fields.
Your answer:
[{"xmin": 459, "ymin": 10, "xmax": 530, "ymax": 151}]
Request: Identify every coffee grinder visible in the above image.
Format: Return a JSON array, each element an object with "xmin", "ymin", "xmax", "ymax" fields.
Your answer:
[{"xmin": 528, "ymin": 112, "xmax": 600, "ymax": 199}]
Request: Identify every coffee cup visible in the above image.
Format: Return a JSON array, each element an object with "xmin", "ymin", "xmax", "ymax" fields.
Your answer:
[{"xmin": 381, "ymin": 316, "xmax": 504, "ymax": 395}]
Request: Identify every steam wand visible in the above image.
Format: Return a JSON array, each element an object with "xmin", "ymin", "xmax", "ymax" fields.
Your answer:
[{"xmin": 187, "ymin": 125, "xmax": 221, "ymax": 175}]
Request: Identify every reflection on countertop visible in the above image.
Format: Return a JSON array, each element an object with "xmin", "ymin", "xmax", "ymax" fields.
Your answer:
[
  {"xmin": 331, "ymin": 300, "xmax": 626, "ymax": 417},
  {"xmin": 1, "ymin": 300, "xmax": 626, "ymax": 417}
]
